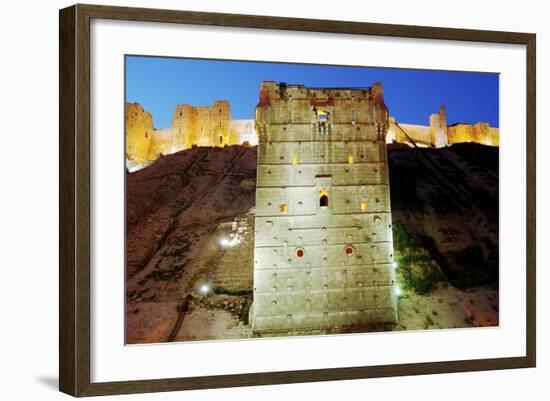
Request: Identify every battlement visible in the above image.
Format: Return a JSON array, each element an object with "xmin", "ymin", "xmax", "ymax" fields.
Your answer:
[
  {"xmin": 125, "ymin": 101, "xmax": 258, "ymax": 171},
  {"xmin": 256, "ymin": 82, "xmax": 389, "ymax": 145},
  {"xmin": 387, "ymin": 104, "xmax": 499, "ymax": 148},
  {"xmin": 258, "ymin": 81, "xmax": 382, "ymax": 101}
]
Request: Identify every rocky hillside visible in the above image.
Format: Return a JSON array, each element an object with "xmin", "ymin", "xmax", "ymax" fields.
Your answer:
[
  {"xmin": 388, "ymin": 143, "xmax": 498, "ymax": 288},
  {"xmin": 126, "ymin": 146, "xmax": 257, "ymax": 343},
  {"xmin": 125, "ymin": 143, "xmax": 498, "ymax": 343}
]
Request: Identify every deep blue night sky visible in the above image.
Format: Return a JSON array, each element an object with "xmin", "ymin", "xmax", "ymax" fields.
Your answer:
[{"xmin": 125, "ymin": 56, "xmax": 499, "ymax": 129}]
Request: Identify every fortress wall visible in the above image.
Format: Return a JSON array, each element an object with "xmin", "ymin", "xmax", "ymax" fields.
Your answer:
[
  {"xmin": 430, "ymin": 109, "xmax": 448, "ymax": 148},
  {"xmin": 448, "ymin": 124, "xmax": 475, "ymax": 144},
  {"xmin": 389, "ymin": 119, "xmax": 499, "ymax": 148},
  {"xmin": 265, "ymin": 123, "xmax": 380, "ymax": 142},
  {"xmin": 254, "ymin": 242, "xmax": 393, "ymax": 269},
  {"xmin": 255, "ymin": 185, "xmax": 391, "ymax": 217},
  {"xmin": 256, "ymin": 164, "xmax": 388, "ymax": 187},
  {"xmin": 126, "ymin": 103, "xmax": 153, "ymax": 163},
  {"xmin": 254, "ymin": 215, "xmax": 393, "ymax": 249},
  {"xmin": 254, "ymin": 264, "xmax": 394, "ymax": 292},
  {"xmin": 231, "ymin": 119, "xmax": 258, "ymax": 145},
  {"xmin": 173, "ymin": 101, "xmax": 233, "ymax": 148},
  {"xmin": 148, "ymin": 128, "xmax": 182, "ymax": 158},
  {"xmin": 252, "ymin": 82, "xmax": 397, "ymax": 334},
  {"xmin": 489, "ymin": 127, "xmax": 500, "ymax": 146},
  {"xmin": 126, "ymin": 103, "xmax": 260, "ymax": 171},
  {"xmin": 447, "ymin": 123, "xmax": 500, "ymax": 146},
  {"xmin": 257, "ymin": 141, "xmax": 385, "ymax": 164},
  {"xmin": 395, "ymin": 123, "xmax": 432, "ymax": 146}
]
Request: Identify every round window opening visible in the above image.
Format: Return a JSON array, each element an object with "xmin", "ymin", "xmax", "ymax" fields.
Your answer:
[
  {"xmin": 345, "ymin": 245, "xmax": 354, "ymax": 256},
  {"xmin": 296, "ymin": 248, "xmax": 305, "ymax": 258}
]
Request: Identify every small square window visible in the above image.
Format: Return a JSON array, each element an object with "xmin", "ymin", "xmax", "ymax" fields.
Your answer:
[
  {"xmin": 348, "ymin": 155, "xmax": 354, "ymax": 164},
  {"xmin": 280, "ymin": 204, "xmax": 288, "ymax": 214},
  {"xmin": 361, "ymin": 201, "xmax": 368, "ymax": 211}
]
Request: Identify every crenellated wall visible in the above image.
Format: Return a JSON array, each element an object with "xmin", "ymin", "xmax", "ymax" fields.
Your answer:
[
  {"xmin": 125, "ymin": 101, "xmax": 258, "ymax": 171},
  {"xmin": 447, "ymin": 122, "xmax": 499, "ymax": 146},
  {"xmin": 127, "ymin": 99, "xmax": 499, "ymax": 172},
  {"xmin": 386, "ymin": 105, "xmax": 499, "ymax": 148}
]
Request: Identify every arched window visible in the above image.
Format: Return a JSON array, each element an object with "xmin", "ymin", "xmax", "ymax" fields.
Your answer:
[{"xmin": 320, "ymin": 194, "xmax": 329, "ymax": 207}]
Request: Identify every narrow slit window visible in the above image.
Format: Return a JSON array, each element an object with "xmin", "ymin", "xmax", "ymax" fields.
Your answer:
[
  {"xmin": 292, "ymin": 155, "xmax": 299, "ymax": 165},
  {"xmin": 348, "ymin": 155, "xmax": 354, "ymax": 164}
]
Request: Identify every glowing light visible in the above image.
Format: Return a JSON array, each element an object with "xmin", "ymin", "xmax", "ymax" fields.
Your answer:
[
  {"xmin": 220, "ymin": 236, "xmax": 241, "ymax": 248},
  {"xmin": 199, "ymin": 284, "xmax": 210, "ymax": 294},
  {"xmin": 395, "ymin": 286, "xmax": 402, "ymax": 296},
  {"xmin": 393, "ymin": 262, "xmax": 398, "ymax": 268}
]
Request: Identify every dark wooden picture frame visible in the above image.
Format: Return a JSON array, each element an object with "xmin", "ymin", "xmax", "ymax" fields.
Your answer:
[{"xmin": 59, "ymin": 3, "xmax": 536, "ymax": 397}]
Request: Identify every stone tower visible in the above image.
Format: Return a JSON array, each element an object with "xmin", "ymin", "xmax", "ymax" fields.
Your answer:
[
  {"xmin": 125, "ymin": 102, "xmax": 153, "ymax": 164},
  {"xmin": 252, "ymin": 82, "xmax": 398, "ymax": 335},
  {"xmin": 429, "ymin": 104, "xmax": 448, "ymax": 148},
  {"xmin": 172, "ymin": 100, "xmax": 232, "ymax": 149}
]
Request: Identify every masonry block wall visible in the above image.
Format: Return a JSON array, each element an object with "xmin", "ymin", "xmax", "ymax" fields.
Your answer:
[
  {"xmin": 252, "ymin": 82, "xmax": 398, "ymax": 334},
  {"xmin": 386, "ymin": 104, "xmax": 499, "ymax": 148},
  {"xmin": 429, "ymin": 105, "xmax": 449, "ymax": 148},
  {"xmin": 172, "ymin": 100, "xmax": 232, "ymax": 149},
  {"xmin": 126, "ymin": 102, "xmax": 154, "ymax": 164}
]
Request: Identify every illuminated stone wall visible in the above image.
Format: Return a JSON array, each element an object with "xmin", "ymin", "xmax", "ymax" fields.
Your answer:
[
  {"xmin": 386, "ymin": 106, "xmax": 499, "ymax": 148},
  {"xmin": 252, "ymin": 81, "xmax": 398, "ymax": 334},
  {"xmin": 430, "ymin": 105, "xmax": 448, "ymax": 148},
  {"xmin": 447, "ymin": 122, "xmax": 499, "ymax": 146},
  {"xmin": 387, "ymin": 119, "xmax": 432, "ymax": 147},
  {"xmin": 231, "ymin": 119, "xmax": 258, "ymax": 146},
  {"xmin": 125, "ymin": 101, "xmax": 258, "ymax": 171},
  {"xmin": 126, "ymin": 103, "xmax": 154, "ymax": 165},
  {"xmin": 172, "ymin": 100, "xmax": 233, "ymax": 149},
  {"xmin": 148, "ymin": 128, "xmax": 183, "ymax": 159}
]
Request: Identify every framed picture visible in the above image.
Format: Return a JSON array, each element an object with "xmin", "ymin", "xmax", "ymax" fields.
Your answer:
[{"xmin": 59, "ymin": 3, "xmax": 536, "ymax": 397}]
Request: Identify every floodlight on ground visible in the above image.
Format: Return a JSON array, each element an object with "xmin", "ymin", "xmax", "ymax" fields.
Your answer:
[{"xmin": 199, "ymin": 284, "xmax": 210, "ymax": 295}]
